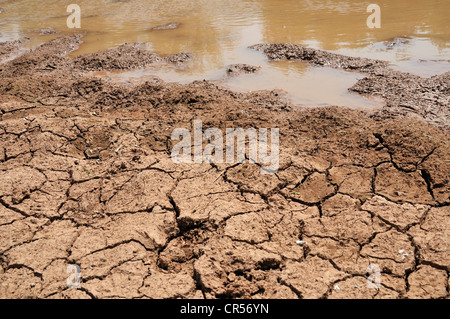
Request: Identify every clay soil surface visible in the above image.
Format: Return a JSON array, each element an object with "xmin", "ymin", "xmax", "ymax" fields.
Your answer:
[{"xmin": 0, "ymin": 35, "xmax": 448, "ymax": 299}]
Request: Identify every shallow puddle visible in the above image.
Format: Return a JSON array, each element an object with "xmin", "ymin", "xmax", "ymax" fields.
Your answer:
[{"xmin": 0, "ymin": 0, "xmax": 448, "ymax": 107}]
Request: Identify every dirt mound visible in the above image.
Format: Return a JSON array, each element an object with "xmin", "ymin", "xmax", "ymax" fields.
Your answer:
[
  {"xmin": 250, "ymin": 43, "xmax": 388, "ymax": 72},
  {"xmin": 0, "ymin": 35, "xmax": 448, "ymax": 299},
  {"xmin": 73, "ymin": 43, "xmax": 163, "ymax": 71},
  {"xmin": 73, "ymin": 43, "xmax": 191, "ymax": 71},
  {"xmin": 352, "ymin": 69, "xmax": 450, "ymax": 128}
]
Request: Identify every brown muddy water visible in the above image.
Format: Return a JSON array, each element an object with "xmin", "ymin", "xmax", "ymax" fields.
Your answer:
[{"xmin": 0, "ymin": 0, "xmax": 449, "ymax": 108}]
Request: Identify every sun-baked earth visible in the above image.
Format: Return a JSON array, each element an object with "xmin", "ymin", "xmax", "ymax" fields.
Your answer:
[{"xmin": 0, "ymin": 34, "xmax": 448, "ymax": 299}]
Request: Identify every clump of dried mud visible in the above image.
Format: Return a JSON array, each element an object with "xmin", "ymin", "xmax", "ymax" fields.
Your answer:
[
  {"xmin": 226, "ymin": 64, "xmax": 261, "ymax": 76},
  {"xmin": 0, "ymin": 35, "xmax": 448, "ymax": 299}
]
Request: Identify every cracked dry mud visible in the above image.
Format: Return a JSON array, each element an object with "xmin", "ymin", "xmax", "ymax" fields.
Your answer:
[{"xmin": 0, "ymin": 35, "xmax": 448, "ymax": 299}]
